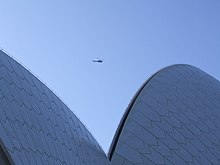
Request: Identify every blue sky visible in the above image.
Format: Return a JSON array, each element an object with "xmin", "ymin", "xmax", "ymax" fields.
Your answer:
[{"xmin": 0, "ymin": 0, "xmax": 220, "ymax": 153}]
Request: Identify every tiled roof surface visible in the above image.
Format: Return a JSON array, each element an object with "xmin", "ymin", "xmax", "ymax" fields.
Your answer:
[
  {"xmin": 109, "ymin": 64, "xmax": 220, "ymax": 165},
  {"xmin": 0, "ymin": 50, "xmax": 110, "ymax": 165},
  {"xmin": 1, "ymin": 49, "xmax": 220, "ymax": 165}
]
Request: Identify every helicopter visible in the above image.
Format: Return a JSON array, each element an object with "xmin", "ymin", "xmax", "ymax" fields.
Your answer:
[{"xmin": 92, "ymin": 58, "xmax": 103, "ymax": 63}]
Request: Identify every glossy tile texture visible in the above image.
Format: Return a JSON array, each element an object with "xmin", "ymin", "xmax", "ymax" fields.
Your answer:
[
  {"xmin": 109, "ymin": 65, "xmax": 220, "ymax": 165},
  {"xmin": 0, "ymin": 50, "xmax": 110, "ymax": 165}
]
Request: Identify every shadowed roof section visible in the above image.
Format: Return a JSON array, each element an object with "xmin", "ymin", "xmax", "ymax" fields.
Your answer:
[{"xmin": 108, "ymin": 67, "xmax": 160, "ymax": 160}]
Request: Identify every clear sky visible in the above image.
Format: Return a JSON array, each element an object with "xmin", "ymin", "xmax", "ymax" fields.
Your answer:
[{"xmin": 0, "ymin": 0, "xmax": 220, "ymax": 153}]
